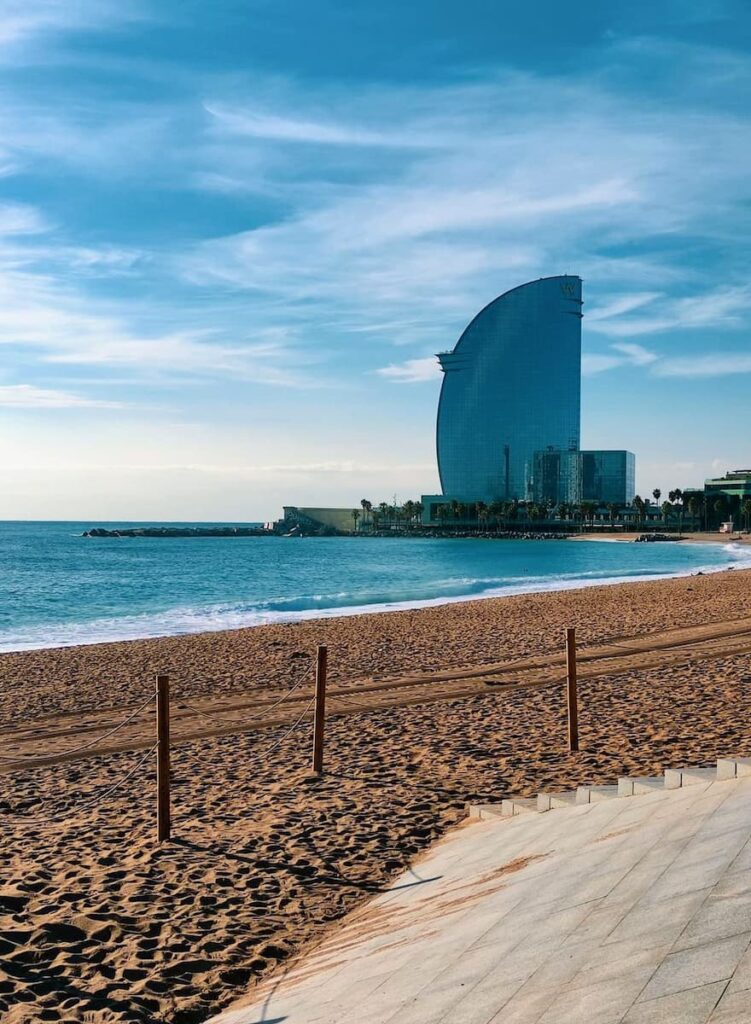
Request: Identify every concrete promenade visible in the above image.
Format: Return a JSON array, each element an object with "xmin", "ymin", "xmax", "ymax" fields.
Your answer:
[{"xmin": 210, "ymin": 769, "xmax": 751, "ymax": 1024}]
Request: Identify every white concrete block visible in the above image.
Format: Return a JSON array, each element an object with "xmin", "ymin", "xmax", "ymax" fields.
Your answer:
[
  {"xmin": 577, "ymin": 784, "xmax": 619, "ymax": 804},
  {"xmin": 665, "ymin": 766, "xmax": 716, "ymax": 789},
  {"xmin": 619, "ymin": 775, "xmax": 665, "ymax": 796}
]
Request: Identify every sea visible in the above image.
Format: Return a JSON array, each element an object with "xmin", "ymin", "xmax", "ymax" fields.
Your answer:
[{"xmin": 0, "ymin": 521, "xmax": 748, "ymax": 653}]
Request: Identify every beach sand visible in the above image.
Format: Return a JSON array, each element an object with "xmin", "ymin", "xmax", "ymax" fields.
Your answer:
[{"xmin": 3, "ymin": 567, "xmax": 751, "ymax": 1022}]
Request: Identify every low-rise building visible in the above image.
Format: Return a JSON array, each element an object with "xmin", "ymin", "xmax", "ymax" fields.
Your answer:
[{"xmin": 704, "ymin": 470, "xmax": 751, "ymax": 502}]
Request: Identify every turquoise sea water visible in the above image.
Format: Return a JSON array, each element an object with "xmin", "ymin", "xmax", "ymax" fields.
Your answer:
[{"xmin": 0, "ymin": 522, "xmax": 747, "ymax": 652}]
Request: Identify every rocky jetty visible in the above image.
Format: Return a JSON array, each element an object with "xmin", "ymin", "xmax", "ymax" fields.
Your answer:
[{"xmin": 83, "ymin": 526, "xmax": 271, "ymax": 538}]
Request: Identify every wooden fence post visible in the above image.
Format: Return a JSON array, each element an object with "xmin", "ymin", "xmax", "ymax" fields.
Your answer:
[
  {"xmin": 566, "ymin": 628, "xmax": 579, "ymax": 753},
  {"xmin": 312, "ymin": 645, "xmax": 328, "ymax": 775},
  {"xmin": 156, "ymin": 673, "xmax": 171, "ymax": 842}
]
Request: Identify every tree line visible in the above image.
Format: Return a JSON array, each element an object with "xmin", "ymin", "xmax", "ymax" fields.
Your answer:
[{"xmin": 350, "ymin": 489, "xmax": 751, "ymax": 533}]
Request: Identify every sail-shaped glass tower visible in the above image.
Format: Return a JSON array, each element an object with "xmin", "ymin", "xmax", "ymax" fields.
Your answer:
[{"xmin": 436, "ymin": 275, "xmax": 583, "ymax": 503}]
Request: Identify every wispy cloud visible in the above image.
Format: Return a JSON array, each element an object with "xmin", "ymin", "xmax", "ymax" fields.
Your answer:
[
  {"xmin": 184, "ymin": 62, "xmax": 751, "ymax": 370},
  {"xmin": 587, "ymin": 286, "xmax": 751, "ymax": 337},
  {"xmin": 654, "ymin": 352, "xmax": 751, "ymax": 377},
  {"xmin": 0, "ymin": 383, "xmax": 120, "ymax": 408},
  {"xmin": 0, "ymin": 265, "xmax": 318, "ymax": 387},
  {"xmin": 0, "ymin": 202, "xmax": 49, "ymax": 235},
  {"xmin": 611, "ymin": 342, "xmax": 659, "ymax": 365},
  {"xmin": 0, "ymin": 0, "xmax": 145, "ymax": 52},
  {"xmin": 204, "ymin": 103, "xmax": 430, "ymax": 148},
  {"xmin": 586, "ymin": 293, "xmax": 660, "ymax": 321},
  {"xmin": 583, "ymin": 342, "xmax": 660, "ymax": 375},
  {"xmin": 375, "ymin": 356, "xmax": 441, "ymax": 384}
]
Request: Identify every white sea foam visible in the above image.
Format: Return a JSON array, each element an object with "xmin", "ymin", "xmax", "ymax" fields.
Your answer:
[{"xmin": 2, "ymin": 541, "xmax": 749, "ymax": 653}]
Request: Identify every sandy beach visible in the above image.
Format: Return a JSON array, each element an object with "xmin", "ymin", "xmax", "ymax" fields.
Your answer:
[{"xmin": 4, "ymin": 566, "xmax": 751, "ymax": 1022}]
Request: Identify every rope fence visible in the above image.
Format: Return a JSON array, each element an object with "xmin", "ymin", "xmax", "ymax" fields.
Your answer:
[
  {"xmin": 0, "ymin": 648, "xmax": 328, "ymax": 842},
  {"xmin": 0, "ymin": 691, "xmax": 156, "ymax": 765},
  {"xmin": 2, "ymin": 622, "xmax": 705, "ymax": 840}
]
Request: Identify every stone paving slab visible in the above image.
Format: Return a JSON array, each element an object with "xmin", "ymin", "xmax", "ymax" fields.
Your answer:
[{"xmin": 208, "ymin": 774, "xmax": 751, "ymax": 1024}]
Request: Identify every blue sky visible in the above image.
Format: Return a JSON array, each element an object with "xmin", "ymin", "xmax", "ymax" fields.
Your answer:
[{"xmin": 1, "ymin": 0, "xmax": 750, "ymax": 519}]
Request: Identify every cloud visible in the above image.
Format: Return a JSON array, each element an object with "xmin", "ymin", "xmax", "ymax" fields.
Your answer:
[
  {"xmin": 653, "ymin": 352, "xmax": 751, "ymax": 377},
  {"xmin": 582, "ymin": 353, "xmax": 627, "ymax": 376},
  {"xmin": 583, "ymin": 342, "xmax": 659, "ymax": 375},
  {"xmin": 0, "ymin": 202, "xmax": 49, "ymax": 235},
  {"xmin": 0, "ymin": 383, "xmax": 120, "ymax": 408},
  {"xmin": 375, "ymin": 356, "xmax": 442, "ymax": 383},
  {"xmin": 0, "ymin": 0, "xmax": 144, "ymax": 51},
  {"xmin": 204, "ymin": 103, "xmax": 428, "ymax": 148},
  {"xmin": 586, "ymin": 293, "xmax": 660, "ymax": 321},
  {"xmin": 0, "ymin": 265, "xmax": 318, "ymax": 387},
  {"xmin": 183, "ymin": 59, "xmax": 751, "ymax": 370},
  {"xmin": 587, "ymin": 286, "xmax": 751, "ymax": 337},
  {"xmin": 611, "ymin": 342, "xmax": 659, "ymax": 365},
  {"xmin": 584, "ymin": 341, "xmax": 751, "ymax": 380}
]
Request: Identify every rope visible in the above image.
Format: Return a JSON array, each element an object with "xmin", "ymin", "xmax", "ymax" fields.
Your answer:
[
  {"xmin": 178, "ymin": 667, "xmax": 312, "ymax": 733},
  {"xmin": 256, "ymin": 694, "xmax": 316, "ymax": 757},
  {"xmin": 332, "ymin": 693, "xmax": 379, "ymax": 710},
  {"xmin": 0, "ymin": 692, "xmax": 156, "ymax": 765},
  {"xmin": 5, "ymin": 743, "xmax": 158, "ymax": 825}
]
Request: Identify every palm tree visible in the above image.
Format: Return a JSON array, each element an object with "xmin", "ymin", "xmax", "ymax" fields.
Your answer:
[
  {"xmin": 378, "ymin": 501, "xmax": 389, "ymax": 523},
  {"xmin": 402, "ymin": 500, "xmax": 415, "ymax": 528},
  {"xmin": 557, "ymin": 501, "xmax": 570, "ymax": 522},
  {"xmin": 581, "ymin": 502, "xmax": 597, "ymax": 530},
  {"xmin": 714, "ymin": 497, "xmax": 727, "ymax": 530},
  {"xmin": 632, "ymin": 495, "xmax": 645, "ymax": 528},
  {"xmin": 661, "ymin": 500, "xmax": 672, "ymax": 530},
  {"xmin": 687, "ymin": 496, "xmax": 700, "ymax": 532},
  {"xmin": 652, "ymin": 488, "xmax": 661, "ymax": 507},
  {"xmin": 742, "ymin": 499, "xmax": 751, "ymax": 532},
  {"xmin": 607, "ymin": 503, "xmax": 619, "ymax": 527},
  {"xmin": 360, "ymin": 498, "xmax": 372, "ymax": 529},
  {"xmin": 488, "ymin": 499, "xmax": 504, "ymax": 532},
  {"xmin": 414, "ymin": 501, "xmax": 424, "ymax": 526},
  {"xmin": 476, "ymin": 500, "xmax": 487, "ymax": 532},
  {"xmin": 351, "ymin": 509, "xmax": 360, "ymax": 533}
]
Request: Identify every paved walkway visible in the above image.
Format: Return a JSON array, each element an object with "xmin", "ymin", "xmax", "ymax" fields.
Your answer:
[{"xmin": 209, "ymin": 774, "xmax": 751, "ymax": 1024}]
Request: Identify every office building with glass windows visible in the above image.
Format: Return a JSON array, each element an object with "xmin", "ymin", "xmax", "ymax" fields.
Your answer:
[
  {"xmin": 436, "ymin": 276, "xmax": 583, "ymax": 503},
  {"xmin": 427, "ymin": 275, "xmax": 636, "ymax": 517},
  {"xmin": 531, "ymin": 449, "xmax": 635, "ymax": 506}
]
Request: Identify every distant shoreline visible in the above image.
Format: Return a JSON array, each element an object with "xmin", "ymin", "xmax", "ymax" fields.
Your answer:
[{"xmin": 568, "ymin": 530, "xmax": 751, "ymax": 546}]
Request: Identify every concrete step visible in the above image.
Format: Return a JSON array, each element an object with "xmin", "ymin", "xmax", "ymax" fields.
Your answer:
[
  {"xmin": 537, "ymin": 791, "xmax": 578, "ymax": 812},
  {"xmin": 466, "ymin": 803, "xmax": 506, "ymax": 820},
  {"xmin": 500, "ymin": 797, "xmax": 538, "ymax": 817},
  {"xmin": 618, "ymin": 775, "xmax": 665, "ymax": 797},
  {"xmin": 576, "ymin": 785, "xmax": 619, "ymax": 805},
  {"xmin": 664, "ymin": 766, "xmax": 716, "ymax": 790},
  {"xmin": 717, "ymin": 757, "xmax": 751, "ymax": 781}
]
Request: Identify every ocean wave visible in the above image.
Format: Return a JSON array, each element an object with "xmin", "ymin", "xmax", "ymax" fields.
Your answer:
[{"xmin": 1, "ymin": 545, "xmax": 746, "ymax": 652}]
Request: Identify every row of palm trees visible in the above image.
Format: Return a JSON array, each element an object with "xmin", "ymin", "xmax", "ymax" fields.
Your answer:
[
  {"xmin": 351, "ymin": 490, "xmax": 751, "ymax": 533},
  {"xmin": 352, "ymin": 499, "xmax": 425, "ymax": 532}
]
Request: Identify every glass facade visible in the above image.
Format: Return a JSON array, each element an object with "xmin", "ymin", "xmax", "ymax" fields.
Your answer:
[
  {"xmin": 530, "ymin": 449, "xmax": 635, "ymax": 506},
  {"xmin": 531, "ymin": 449, "xmax": 581, "ymax": 506},
  {"xmin": 436, "ymin": 276, "xmax": 582, "ymax": 503},
  {"xmin": 579, "ymin": 450, "xmax": 635, "ymax": 505}
]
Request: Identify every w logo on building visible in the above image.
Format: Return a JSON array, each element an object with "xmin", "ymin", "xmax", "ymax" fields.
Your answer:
[{"xmin": 560, "ymin": 280, "xmax": 577, "ymax": 297}]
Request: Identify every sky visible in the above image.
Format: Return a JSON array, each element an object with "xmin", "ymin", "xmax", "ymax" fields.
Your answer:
[{"xmin": 1, "ymin": 0, "xmax": 750, "ymax": 520}]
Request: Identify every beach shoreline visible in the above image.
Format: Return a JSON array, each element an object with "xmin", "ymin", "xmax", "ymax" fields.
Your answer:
[
  {"xmin": 5, "ymin": 569, "xmax": 751, "ymax": 1022},
  {"xmin": 567, "ymin": 529, "xmax": 751, "ymax": 544},
  {"xmin": 1, "ymin": 533, "xmax": 748, "ymax": 655}
]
